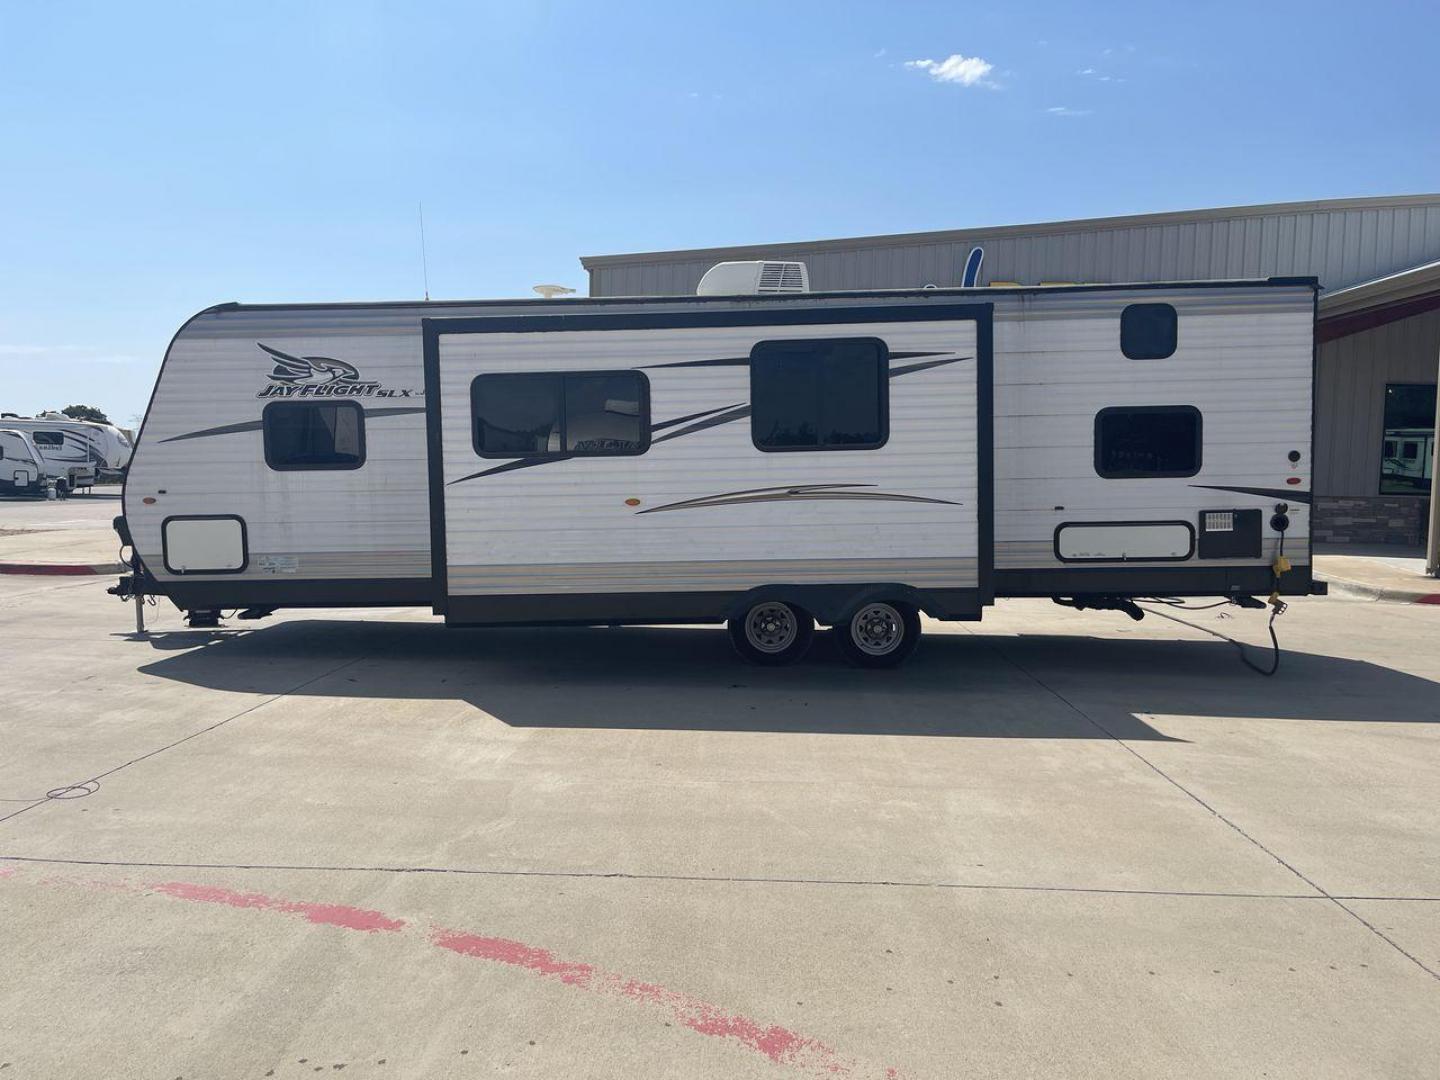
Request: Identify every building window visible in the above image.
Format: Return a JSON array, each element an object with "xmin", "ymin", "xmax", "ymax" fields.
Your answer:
[
  {"xmin": 263, "ymin": 401, "xmax": 366, "ymax": 470},
  {"xmin": 472, "ymin": 371, "xmax": 650, "ymax": 458},
  {"xmin": 750, "ymin": 338, "xmax": 888, "ymax": 452},
  {"xmin": 1380, "ymin": 383, "xmax": 1436, "ymax": 495},
  {"xmin": 1121, "ymin": 303, "xmax": 1178, "ymax": 360},
  {"xmin": 1094, "ymin": 406, "xmax": 1202, "ymax": 478}
]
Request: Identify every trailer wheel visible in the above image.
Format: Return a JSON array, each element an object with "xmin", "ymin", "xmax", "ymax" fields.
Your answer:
[
  {"xmin": 55, "ymin": 478, "xmax": 70, "ymax": 499},
  {"xmin": 729, "ymin": 600, "xmax": 814, "ymax": 666},
  {"xmin": 837, "ymin": 601, "xmax": 921, "ymax": 668}
]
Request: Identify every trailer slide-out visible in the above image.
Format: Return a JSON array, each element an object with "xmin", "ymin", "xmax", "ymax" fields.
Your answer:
[{"xmin": 113, "ymin": 271, "xmax": 1323, "ymax": 667}]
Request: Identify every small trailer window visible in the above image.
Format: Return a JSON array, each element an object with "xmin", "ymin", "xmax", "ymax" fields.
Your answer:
[
  {"xmin": 750, "ymin": 338, "xmax": 887, "ymax": 452},
  {"xmin": 1120, "ymin": 303, "xmax": 1178, "ymax": 359},
  {"xmin": 263, "ymin": 401, "xmax": 366, "ymax": 470},
  {"xmin": 472, "ymin": 371, "xmax": 649, "ymax": 458},
  {"xmin": 1094, "ymin": 406, "xmax": 1201, "ymax": 478}
]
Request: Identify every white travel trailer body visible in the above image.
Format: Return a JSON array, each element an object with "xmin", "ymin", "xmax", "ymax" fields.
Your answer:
[
  {"xmin": 0, "ymin": 428, "xmax": 50, "ymax": 495},
  {"xmin": 0, "ymin": 414, "xmax": 133, "ymax": 487},
  {"xmin": 117, "ymin": 277, "xmax": 1321, "ymax": 665}
]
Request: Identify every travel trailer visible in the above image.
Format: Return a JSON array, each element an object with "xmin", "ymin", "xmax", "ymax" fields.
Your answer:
[
  {"xmin": 0, "ymin": 414, "xmax": 133, "ymax": 489},
  {"xmin": 0, "ymin": 428, "xmax": 51, "ymax": 495},
  {"xmin": 112, "ymin": 265, "xmax": 1323, "ymax": 667}
]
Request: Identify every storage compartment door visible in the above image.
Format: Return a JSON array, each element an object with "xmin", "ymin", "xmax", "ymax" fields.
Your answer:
[{"xmin": 163, "ymin": 515, "xmax": 248, "ymax": 574}]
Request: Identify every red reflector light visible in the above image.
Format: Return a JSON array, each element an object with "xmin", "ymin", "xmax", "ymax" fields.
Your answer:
[{"xmin": 1285, "ymin": 477, "xmax": 1302, "ymax": 485}]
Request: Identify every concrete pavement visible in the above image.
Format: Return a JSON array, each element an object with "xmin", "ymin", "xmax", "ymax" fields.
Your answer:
[
  {"xmin": 0, "ymin": 490, "xmax": 125, "ymax": 572},
  {"xmin": 1, "ymin": 575, "xmax": 1438, "ymax": 1078}
]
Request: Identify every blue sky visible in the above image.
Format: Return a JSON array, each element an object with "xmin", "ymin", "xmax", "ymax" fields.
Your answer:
[{"xmin": 1, "ymin": 0, "xmax": 1436, "ymax": 425}]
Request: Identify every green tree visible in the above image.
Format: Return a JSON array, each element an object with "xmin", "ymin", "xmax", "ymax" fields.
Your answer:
[{"xmin": 60, "ymin": 404, "xmax": 111, "ymax": 424}]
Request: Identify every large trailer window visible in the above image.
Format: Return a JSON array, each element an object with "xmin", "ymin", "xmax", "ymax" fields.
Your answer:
[
  {"xmin": 32, "ymin": 431, "xmax": 65, "ymax": 446},
  {"xmin": 472, "ymin": 371, "xmax": 649, "ymax": 458},
  {"xmin": 750, "ymin": 338, "xmax": 887, "ymax": 452},
  {"xmin": 262, "ymin": 401, "xmax": 366, "ymax": 470},
  {"xmin": 1094, "ymin": 406, "xmax": 1201, "ymax": 478},
  {"xmin": 1379, "ymin": 383, "xmax": 1435, "ymax": 495},
  {"xmin": 1121, "ymin": 303, "xmax": 1178, "ymax": 360}
]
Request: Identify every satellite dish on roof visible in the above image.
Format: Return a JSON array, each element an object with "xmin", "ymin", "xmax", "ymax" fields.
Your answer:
[{"xmin": 533, "ymin": 284, "xmax": 577, "ymax": 299}]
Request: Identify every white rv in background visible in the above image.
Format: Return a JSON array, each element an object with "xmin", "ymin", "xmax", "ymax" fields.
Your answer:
[
  {"xmin": 0, "ymin": 428, "xmax": 51, "ymax": 495},
  {"xmin": 113, "ymin": 264, "xmax": 1322, "ymax": 667},
  {"xmin": 0, "ymin": 413, "xmax": 133, "ymax": 489}
]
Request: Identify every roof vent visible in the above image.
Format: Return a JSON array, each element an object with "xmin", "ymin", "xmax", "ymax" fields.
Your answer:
[{"xmin": 696, "ymin": 260, "xmax": 810, "ymax": 296}]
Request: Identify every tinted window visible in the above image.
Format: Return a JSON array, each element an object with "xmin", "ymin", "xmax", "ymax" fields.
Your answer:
[
  {"xmin": 32, "ymin": 430, "xmax": 65, "ymax": 446},
  {"xmin": 263, "ymin": 402, "xmax": 365, "ymax": 470},
  {"xmin": 1121, "ymin": 303, "xmax": 1178, "ymax": 360},
  {"xmin": 472, "ymin": 371, "xmax": 649, "ymax": 458},
  {"xmin": 1379, "ymin": 383, "xmax": 1435, "ymax": 495},
  {"xmin": 1095, "ymin": 406, "xmax": 1201, "ymax": 478},
  {"xmin": 751, "ymin": 338, "xmax": 887, "ymax": 452}
]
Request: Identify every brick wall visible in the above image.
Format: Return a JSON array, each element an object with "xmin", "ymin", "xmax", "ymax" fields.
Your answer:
[{"xmin": 1312, "ymin": 495, "xmax": 1431, "ymax": 546}]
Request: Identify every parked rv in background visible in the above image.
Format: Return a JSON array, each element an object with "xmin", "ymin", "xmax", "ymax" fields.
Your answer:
[
  {"xmin": 0, "ymin": 413, "xmax": 132, "ymax": 489},
  {"xmin": 0, "ymin": 428, "xmax": 51, "ymax": 495}
]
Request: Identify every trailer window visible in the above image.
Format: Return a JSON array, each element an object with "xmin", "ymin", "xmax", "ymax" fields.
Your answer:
[
  {"xmin": 1094, "ymin": 406, "xmax": 1201, "ymax": 478},
  {"xmin": 472, "ymin": 371, "xmax": 649, "ymax": 458},
  {"xmin": 750, "ymin": 338, "xmax": 887, "ymax": 452},
  {"xmin": 262, "ymin": 402, "xmax": 365, "ymax": 470},
  {"xmin": 1121, "ymin": 303, "xmax": 1178, "ymax": 360},
  {"xmin": 32, "ymin": 431, "xmax": 65, "ymax": 446}
]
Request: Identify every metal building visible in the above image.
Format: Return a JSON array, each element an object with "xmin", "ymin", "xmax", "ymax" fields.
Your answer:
[{"xmin": 581, "ymin": 194, "xmax": 1440, "ymax": 545}]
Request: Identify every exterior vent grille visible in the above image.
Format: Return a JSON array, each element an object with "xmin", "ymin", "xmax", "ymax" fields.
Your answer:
[
  {"xmin": 758, "ymin": 262, "xmax": 807, "ymax": 292},
  {"xmin": 696, "ymin": 260, "xmax": 810, "ymax": 296},
  {"xmin": 1203, "ymin": 511, "xmax": 1235, "ymax": 532}
]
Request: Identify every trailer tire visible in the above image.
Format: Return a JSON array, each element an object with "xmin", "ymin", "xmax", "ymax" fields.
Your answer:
[
  {"xmin": 728, "ymin": 600, "xmax": 814, "ymax": 666},
  {"xmin": 837, "ymin": 600, "xmax": 921, "ymax": 669},
  {"xmin": 55, "ymin": 478, "xmax": 70, "ymax": 499}
]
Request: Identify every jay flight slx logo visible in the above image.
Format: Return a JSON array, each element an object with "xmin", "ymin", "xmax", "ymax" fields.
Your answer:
[{"xmin": 255, "ymin": 343, "xmax": 420, "ymax": 399}]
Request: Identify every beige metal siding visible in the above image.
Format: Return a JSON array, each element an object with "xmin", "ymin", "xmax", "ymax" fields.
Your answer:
[
  {"xmin": 585, "ymin": 196, "xmax": 1440, "ymax": 297},
  {"xmin": 1315, "ymin": 309, "xmax": 1440, "ymax": 496}
]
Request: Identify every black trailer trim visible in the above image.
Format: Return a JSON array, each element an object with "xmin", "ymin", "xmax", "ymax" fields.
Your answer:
[
  {"xmin": 997, "ymin": 564, "xmax": 1314, "ymax": 598},
  {"xmin": 423, "ymin": 302, "xmax": 996, "ymax": 624},
  {"xmin": 444, "ymin": 584, "xmax": 983, "ymax": 628},
  {"xmin": 201, "ymin": 275, "xmax": 1321, "ymax": 313},
  {"xmin": 421, "ymin": 321, "xmax": 448, "ymax": 615},
  {"xmin": 156, "ymin": 576, "xmax": 431, "ymax": 610}
]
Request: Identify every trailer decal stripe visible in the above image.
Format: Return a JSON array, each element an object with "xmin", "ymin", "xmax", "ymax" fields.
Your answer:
[
  {"xmin": 636, "ymin": 483, "xmax": 961, "ymax": 514},
  {"xmin": 1187, "ymin": 484, "xmax": 1312, "ymax": 505},
  {"xmin": 158, "ymin": 407, "xmax": 427, "ymax": 444},
  {"xmin": 446, "ymin": 354, "xmax": 971, "ymax": 485}
]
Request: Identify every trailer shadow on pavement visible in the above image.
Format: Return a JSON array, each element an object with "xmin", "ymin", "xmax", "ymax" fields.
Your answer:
[{"xmin": 126, "ymin": 617, "xmax": 1440, "ymax": 741}]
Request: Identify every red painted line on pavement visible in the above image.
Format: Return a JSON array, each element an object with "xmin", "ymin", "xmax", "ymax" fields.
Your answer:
[
  {"xmin": 431, "ymin": 928, "xmax": 864, "ymax": 1075},
  {"xmin": 0, "ymin": 562, "xmax": 111, "ymax": 576},
  {"xmin": 1416, "ymin": 594, "xmax": 1440, "ymax": 605},
  {"xmin": 152, "ymin": 881, "xmax": 406, "ymax": 933},
  {"xmin": 1, "ymin": 868, "xmax": 904, "ymax": 1078}
]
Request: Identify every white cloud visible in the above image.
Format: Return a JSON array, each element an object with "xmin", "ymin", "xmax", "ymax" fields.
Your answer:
[
  {"xmin": 904, "ymin": 53, "xmax": 996, "ymax": 88},
  {"xmin": 1046, "ymin": 106, "xmax": 1092, "ymax": 117}
]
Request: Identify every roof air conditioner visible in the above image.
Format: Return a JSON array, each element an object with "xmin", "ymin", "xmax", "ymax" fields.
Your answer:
[{"xmin": 696, "ymin": 260, "xmax": 810, "ymax": 296}]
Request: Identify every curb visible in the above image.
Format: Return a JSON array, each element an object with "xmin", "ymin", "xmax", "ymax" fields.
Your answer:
[
  {"xmin": 1319, "ymin": 577, "xmax": 1440, "ymax": 605},
  {"xmin": 0, "ymin": 561, "xmax": 125, "ymax": 577}
]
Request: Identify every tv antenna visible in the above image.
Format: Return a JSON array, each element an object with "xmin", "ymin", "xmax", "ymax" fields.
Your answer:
[
  {"xmin": 532, "ymin": 284, "xmax": 576, "ymax": 299},
  {"xmin": 419, "ymin": 202, "xmax": 431, "ymax": 301}
]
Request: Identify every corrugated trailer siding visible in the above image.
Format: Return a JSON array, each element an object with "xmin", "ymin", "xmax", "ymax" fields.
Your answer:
[
  {"xmin": 1315, "ymin": 308, "xmax": 1440, "ymax": 495},
  {"xmin": 586, "ymin": 197, "xmax": 1440, "ymax": 297}
]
